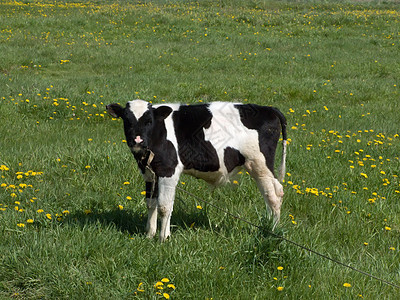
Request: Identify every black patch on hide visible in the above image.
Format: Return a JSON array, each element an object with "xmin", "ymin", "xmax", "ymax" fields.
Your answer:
[
  {"xmin": 224, "ymin": 147, "xmax": 245, "ymax": 173},
  {"xmin": 173, "ymin": 104, "xmax": 220, "ymax": 172},
  {"xmin": 147, "ymin": 107, "xmax": 178, "ymax": 178},
  {"xmin": 234, "ymin": 104, "xmax": 286, "ymax": 174}
]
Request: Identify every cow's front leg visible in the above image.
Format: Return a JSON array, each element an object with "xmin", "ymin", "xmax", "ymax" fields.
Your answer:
[
  {"xmin": 145, "ymin": 181, "xmax": 158, "ymax": 238},
  {"xmin": 157, "ymin": 176, "xmax": 179, "ymax": 242}
]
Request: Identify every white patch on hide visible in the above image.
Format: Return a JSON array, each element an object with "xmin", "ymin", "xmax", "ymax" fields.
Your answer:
[
  {"xmin": 127, "ymin": 99, "xmax": 150, "ymax": 120},
  {"xmin": 153, "ymin": 103, "xmax": 180, "ymax": 149},
  {"xmin": 201, "ymin": 102, "xmax": 276, "ymax": 183}
]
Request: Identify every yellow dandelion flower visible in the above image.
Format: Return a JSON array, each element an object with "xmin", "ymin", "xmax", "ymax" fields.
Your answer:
[
  {"xmin": 46, "ymin": 214, "xmax": 52, "ymax": 220},
  {"xmin": 277, "ymin": 286, "xmax": 284, "ymax": 291},
  {"xmin": 277, "ymin": 266, "xmax": 284, "ymax": 271},
  {"xmin": 155, "ymin": 281, "xmax": 164, "ymax": 289},
  {"xmin": 140, "ymin": 191, "xmax": 146, "ymax": 195},
  {"xmin": 163, "ymin": 293, "xmax": 170, "ymax": 299},
  {"xmin": 27, "ymin": 219, "xmax": 34, "ymax": 224},
  {"xmin": 0, "ymin": 165, "xmax": 10, "ymax": 171},
  {"xmin": 17, "ymin": 223, "xmax": 25, "ymax": 228},
  {"xmin": 385, "ymin": 226, "xmax": 391, "ymax": 231},
  {"xmin": 196, "ymin": 205, "xmax": 203, "ymax": 210},
  {"xmin": 118, "ymin": 205, "xmax": 124, "ymax": 210},
  {"xmin": 137, "ymin": 282, "xmax": 144, "ymax": 292},
  {"xmin": 161, "ymin": 278, "xmax": 170, "ymax": 283},
  {"xmin": 343, "ymin": 283, "xmax": 351, "ymax": 288}
]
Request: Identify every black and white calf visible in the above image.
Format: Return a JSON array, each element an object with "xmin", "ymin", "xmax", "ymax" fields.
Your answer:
[{"xmin": 107, "ymin": 100, "xmax": 287, "ymax": 241}]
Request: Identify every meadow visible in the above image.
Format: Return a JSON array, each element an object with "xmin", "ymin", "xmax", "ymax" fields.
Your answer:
[{"xmin": 1, "ymin": 0, "xmax": 399, "ymax": 298}]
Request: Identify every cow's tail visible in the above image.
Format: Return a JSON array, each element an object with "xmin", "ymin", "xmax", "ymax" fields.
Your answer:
[{"xmin": 272, "ymin": 108, "xmax": 287, "ymax": 183}]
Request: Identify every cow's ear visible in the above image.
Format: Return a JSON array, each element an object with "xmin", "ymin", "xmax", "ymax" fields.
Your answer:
[
  {"xmin": 106, "ymin": 103, "xmax": 124, "ymax": 118},
  {"xmin": 154, "ymin": 106, "xmax": 172, "ymax": 120}
]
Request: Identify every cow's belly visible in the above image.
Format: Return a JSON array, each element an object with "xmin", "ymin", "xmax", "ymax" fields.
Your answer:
[{"xmin": 183, "ymin": 166, "xmax": 242, "ymax": 186}]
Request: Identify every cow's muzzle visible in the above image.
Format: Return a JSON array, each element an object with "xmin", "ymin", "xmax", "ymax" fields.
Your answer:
[
  {"xmin": 131, "ymin": 137, "xmax": 147, "ymax": 155},
  {"xmin": 134, "ymin": 136, "xmax": 143, "ymax": 144}
]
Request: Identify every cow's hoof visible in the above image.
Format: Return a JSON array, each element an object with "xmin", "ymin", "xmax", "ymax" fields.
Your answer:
[
  {"xmin": 146, "ymin": 232, "xmax": 156, "ymax": 239},
  {"xmin": 159, "ymin": 235, "xmax": 170, "ymax": 243}
]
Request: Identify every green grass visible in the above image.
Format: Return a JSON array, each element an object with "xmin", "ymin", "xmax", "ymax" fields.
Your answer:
[{"xmin": 1, "ymin": 0, "xmax": 400, "ymax": 298}]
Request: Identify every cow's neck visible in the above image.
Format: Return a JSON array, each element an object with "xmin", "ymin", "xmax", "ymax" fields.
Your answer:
[{"xmin": 134, "ymin": 148, "xmax": 155, "ymax": 173}]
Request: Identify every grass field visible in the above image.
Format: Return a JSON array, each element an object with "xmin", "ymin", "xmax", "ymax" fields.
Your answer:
[{"xmin": 1, "ymin": 0, "xmax": 400, "ymax": 298}]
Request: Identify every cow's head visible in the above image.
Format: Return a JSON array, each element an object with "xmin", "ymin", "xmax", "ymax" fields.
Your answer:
[{"xmin": 106, "ymin": 100, "xmax": 172, "ymax": 156}]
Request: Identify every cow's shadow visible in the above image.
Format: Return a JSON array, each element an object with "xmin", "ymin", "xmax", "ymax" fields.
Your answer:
[
  {"xmin": 62, "ymin": 201, "xmax": 284, "ymax": 267},
  {"xmin": 63, "ymin": 203, "xmax": 210, "ymax": 237},
  {"xmin": 63, "ymin": 209, "xmax": 146, "ymax": 235}
]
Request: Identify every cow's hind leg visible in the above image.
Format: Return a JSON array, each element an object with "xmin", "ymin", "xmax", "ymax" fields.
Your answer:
[
  {"xmin": 245, "ymin": 159, "xmax": 284, "ymax": 229},
  {"xmin": 157, "ymin": 176, "xmax": 179, "ymax": 242}
]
